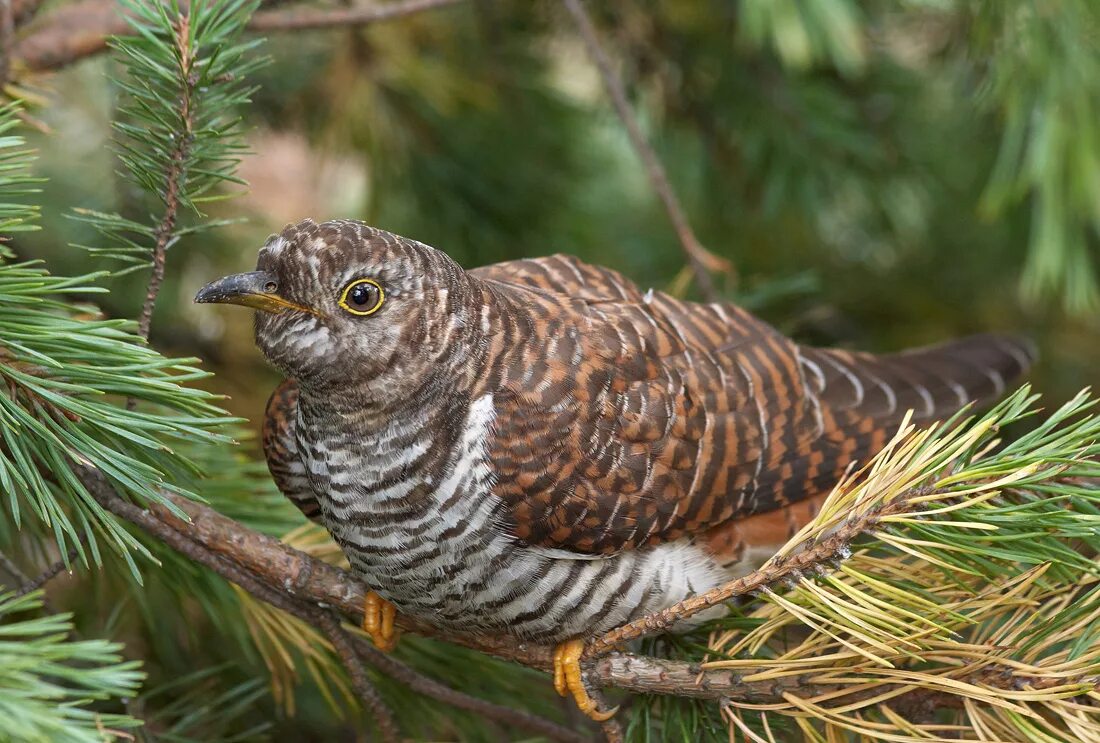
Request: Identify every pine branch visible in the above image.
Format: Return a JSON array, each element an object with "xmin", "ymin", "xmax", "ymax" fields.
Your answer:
[
  {"xmin": 133, "ymin": 8, "xmax": 191, "ymax": 340},
  {"xmin": 0, "ymin": 591, "xmax": 143, "ymax": 741},
  {"xmin": 351, "ymin": 635, "xmax": 589, "ymax": 743},
  {"xmin": 79, "ymin": 0, "xmax": 263, "ymax": 291},
  {"xmin": 590, "ymin": 387, "xmax": 1100, "ymax": 657},
  {"xmin": 58, "ymin": 386, "xmax": 1100, "ymax": 740},
  {"xmin": 0, "ymin": 550, "xmax": 32, "ymax": 588},
  {"xmin": 16, "ymin": 543, "xmax": 81, "ymax": 596},
  {"xmin": 0, "ymin": 104, "xmax": 238, "ymax": 565},
  {"xmin": 10, "ymin": 0, "xmax": 467, "ymax": 73},
  {"xmin": 314, "ymin": 611, "xmax": 400, "ymax": 743},
  {"xmin": 248, "ymin": 0, "xmax": 464, "ymax": 32},
  {"xmin": 560, "ymin": 0, "xmax": 731, "ymax": 302}
]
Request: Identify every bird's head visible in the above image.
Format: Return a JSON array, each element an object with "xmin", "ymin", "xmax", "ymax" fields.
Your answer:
[{"xmin": 195, "ymin": 218, "xmax": 477, "ymax": 395}]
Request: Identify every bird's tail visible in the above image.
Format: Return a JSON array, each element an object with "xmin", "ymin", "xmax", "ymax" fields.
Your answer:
[{"xmin": 800, "ymin": 333, "xmax": 1037, "ymax": 425}]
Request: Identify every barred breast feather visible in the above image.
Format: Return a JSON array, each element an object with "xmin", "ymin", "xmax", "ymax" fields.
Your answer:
[{"xmin": 260, "ymin": 237, "xmax": 1033, "ymax": 641}]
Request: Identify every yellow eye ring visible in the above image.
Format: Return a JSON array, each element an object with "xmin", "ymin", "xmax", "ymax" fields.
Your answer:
[{"xmin": 338, "ymin": 278, "xmax": 385, "ymax": 316}]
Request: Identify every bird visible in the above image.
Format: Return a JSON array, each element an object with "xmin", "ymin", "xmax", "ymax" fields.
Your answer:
[{"xmin": 195, "ymin": 218, "xmax": 1035, "ymax": 720}]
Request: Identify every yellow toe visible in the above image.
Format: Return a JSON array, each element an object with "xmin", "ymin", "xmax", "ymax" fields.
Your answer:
[
  {"xmin": 362, "ymin": 591, "xmax": 400, "ymax": 652},
  {"xmin": 552, "ymin": 638, "xmax": 618, "ymax": 721}
]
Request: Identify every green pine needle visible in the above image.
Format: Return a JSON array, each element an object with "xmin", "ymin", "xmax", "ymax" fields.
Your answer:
[{"xmin": 0, "ymin": 591, "xmax": 144, "ymax": 743}]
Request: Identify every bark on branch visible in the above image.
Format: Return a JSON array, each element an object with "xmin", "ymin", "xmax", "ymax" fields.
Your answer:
[
  {"xmin": 72, "ymin": 457, "xmax": 1087, "ymax": 734},
  {"xmin": 11, "ymin": 0, "xmax": 465, "ymax": 73},
  {"xmin": 560, "ymin": 0, "xmax": 731, "ymax": 301},
  {"xmin": 72, "ymin": 459, "xmax": 897, "ymax": 706}
]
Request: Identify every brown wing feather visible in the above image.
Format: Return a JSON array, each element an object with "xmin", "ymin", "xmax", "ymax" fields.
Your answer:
[
  {"xmin": 262, "ymin": 378, "xmax": 323, "ymax": 523},
  {"xmin": 475, "ymin": 255, "xmax": 1034, "ymax": 556}
]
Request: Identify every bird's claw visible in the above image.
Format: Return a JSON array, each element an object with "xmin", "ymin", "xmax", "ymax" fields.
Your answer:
[
  {"xmin": 362, "ymin": 591, "xmax": 399, "ymax": 652},
  {"xmin": 553, "ymin": 638, "xmax": 618, "ymax": 721}
]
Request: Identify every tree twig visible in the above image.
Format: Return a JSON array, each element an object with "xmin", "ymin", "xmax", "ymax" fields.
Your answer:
[
  {"xmin": 583, "ymin": 498, "xmax": 910, "ymax": 658},
  {"xmin": 0, "ymin": 550, "xmax": 32, "ymax": 590},
  {"xmin": 74, "ymin": 456, "xmax": 1073, "ymax": 726},
  {"xmin": 352, "ymin": 634, "xmax": 589, "ymax": 743},
  {"xmin": 12, "ymin": 0, "xmax": 467, "ymax": 73},
  {"xmin": 75, "ymin": 465, "xmax": 409, "ymax": 737},
  {"xmin": 146, "ymin": 486, "xmax": 552, "ymax": 668},
  {"xmin": 560, "ymin": 0, "xmax": 730, "ymax": 302},
  {"xmin": 600, "ymin": 718, "xmax": 624, "ymax": 743},
  {"xmin": 248, "ymin": 0, "xmax": 464, "ymax": 32},
  {"xmin": 315, "ymin": 611, "xmax": 401, "ymax": 743},
  {"xmin": 15, "ymin": 544, "xmax": 81, "ymax": 596},
  {"xmin": 135, "ymin": 11, "xmax": 191, "ymax": 342}
]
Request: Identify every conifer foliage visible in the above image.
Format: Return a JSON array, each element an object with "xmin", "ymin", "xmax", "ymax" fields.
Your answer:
[{"xmin": 1, "ymin": 1, "xmax": 1100, "ymax": 741}]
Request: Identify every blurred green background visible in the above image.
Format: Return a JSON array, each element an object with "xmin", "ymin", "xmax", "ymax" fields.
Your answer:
[{"xmin": 6, "ymin": 1, "xmax": 1100, "ymax": 738}]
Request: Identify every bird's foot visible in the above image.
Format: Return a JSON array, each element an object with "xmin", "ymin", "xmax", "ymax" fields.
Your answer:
[
  {"xmin": 362, "ymin": 591, "xmax": 399, "ymax": 652},
  {"xmin": 553, "ymin": 638, "xmax": 618, "ymax": 721}
]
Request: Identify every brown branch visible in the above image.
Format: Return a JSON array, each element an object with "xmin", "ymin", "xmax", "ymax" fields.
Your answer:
[
  {"xmin": 78, "ymin": 454, "xmax": 883, "ymax": 688},
  {"xmin": 145, "ymin": 486, "xmax": 556, "ymax": 668},
  {"xmin": 73, "ymin": 456, "xmax": 1083, "ymax": 731},
  {"xmin": 12, "ymin": 0, "xmax": 466, "ymax": 73},
  {"xmin": 315, "ymin": 611, "xmax": 401, "ymax": 743},
  {"xmin": 82, "ymin": 463, "xmax": 842, "ymax": 699},
  {"xmin": 10, "ymin": 0, "xmax": 120, "ymax": 73},
  {"xmin": 71, "ymin": 457, "xmax": 791, "ymax": 703},
  {"xmin": 584, "ymin": 498, "xmax": 909, "ymax": 658},
  {"xmin": 136, "ymin": 11, "xmax": 192, "ymax": 342},
  {"xmin": 599, "ymin": 718, "xmax": 623, "ymax": 743},
  {"xmin": 248, "ymin": 0, "xmax": 464, "ymax": 32},
  {"xmin": 560, "ymin": 0, "xmax": 730, "ymax": 302},
  {"xmin": 15, "ymin": 544, "xmax": 81, "ymax": 596},
  {"xmin": 0, "ymin": 550, "xmax": 33, "ymax": 590},
  {"xmin": 75, "ymin": 465, "xmax": 409, "ymax": 737},
  {"xmin": 352, "ymin": 635, "xmax": 589, "ymax": 743}
]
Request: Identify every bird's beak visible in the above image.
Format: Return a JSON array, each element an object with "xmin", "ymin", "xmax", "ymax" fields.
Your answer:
[{"xmin": 194, "ymin": 271, "xmax": 314, "ymax": 315}]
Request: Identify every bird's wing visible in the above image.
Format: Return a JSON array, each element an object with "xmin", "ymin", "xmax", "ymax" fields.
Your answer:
[
  {"xmin": 475, "ymin": 255, "xmax": 1034, "ymax": 556},
  {"xmin": 262, "ymin": 378, "xmax": 324, "ymax": 523},
  {"xmin": 470, "ymin": 253, "xmax": 645, "ymax": 303}
]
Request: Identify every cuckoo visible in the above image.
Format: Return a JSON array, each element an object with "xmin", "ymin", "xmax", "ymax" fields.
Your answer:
[{"xmin": 196, "ymin": 218, "xmax": 1034, "ymax": 720}]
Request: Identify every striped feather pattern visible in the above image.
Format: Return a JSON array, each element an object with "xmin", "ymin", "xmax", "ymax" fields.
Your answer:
[{"xmin": 253, "ymin": 219, "xmax": 1034, "ymax": 642}]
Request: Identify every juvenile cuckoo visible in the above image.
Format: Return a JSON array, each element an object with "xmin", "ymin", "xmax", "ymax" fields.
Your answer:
[{"xmin": 196, "ymin": 218, "xmax": 1034, "ymax": 719}]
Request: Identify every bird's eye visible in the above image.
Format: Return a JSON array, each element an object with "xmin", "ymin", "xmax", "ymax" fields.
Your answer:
[{"xmin": 338, "ymin": 278, "xmax": 384, "ymax": 316}]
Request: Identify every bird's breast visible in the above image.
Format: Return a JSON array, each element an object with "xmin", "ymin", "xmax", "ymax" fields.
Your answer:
[{"xmin": 294, "ymin": 392, "xmax": 728, "ymax": 641}]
